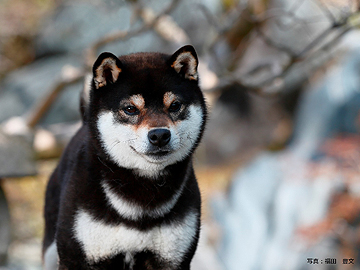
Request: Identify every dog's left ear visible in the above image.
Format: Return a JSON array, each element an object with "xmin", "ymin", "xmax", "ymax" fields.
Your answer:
[
  {"xmin": 170, "ymin": 45, "xmax": 198, "ymax": 81},
  {"xmin": 93, "ymin": 52, "xmax": 122, "ymax": 89}
]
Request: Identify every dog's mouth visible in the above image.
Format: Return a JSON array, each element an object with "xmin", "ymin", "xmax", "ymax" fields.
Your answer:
[
  {"xmin": 146, "ymin": 150, "xmax": 171, "ymax": 157},
  {"xmin": 130, "ymin": 146, "xmax": 172, "ymax": 162}
]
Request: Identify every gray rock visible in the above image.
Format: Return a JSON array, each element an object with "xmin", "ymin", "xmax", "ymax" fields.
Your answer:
[
  {"xmin": 0, "ymin": 54, "xmax": 82, "ymax": 126},
  {"xmin": 36, "ymin": 1, "xmax": 183, "ymax": 57},
  {"xmin": 0, "ymin": 131, "xmax": 36, "ymax": 177},
  {"xmin": 36, "ymin": 2, "xmax": 131, "ymax": 55},
  {"xmin": 36, "ymin": 0, "xmax": 221, "ymax": 57},
  {"xmin": 215, "ymin": 153, "xmax": 341, "ymax": 270},
  {"xmin": 214, "ymin": 153, "xmax": 282, "ymax": 270}
]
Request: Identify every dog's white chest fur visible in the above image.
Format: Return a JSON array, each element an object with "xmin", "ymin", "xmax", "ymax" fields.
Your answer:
[{"xmin": 74, "ymin": 209, "xmax": 198, "ymax": 265}]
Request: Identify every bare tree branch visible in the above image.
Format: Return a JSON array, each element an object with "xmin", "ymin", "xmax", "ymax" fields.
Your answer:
[
  {"xmin": 254, "ymin": 25, "xmax": 297, "ymax": 56},
  {"xmin": 85, "ymin": 0, "xmax": 181, "ymax": 68},
  {"xmin": 139, "ymin": 7, "xmax": 190, "ymax": 46},
  {"xmin": 314, "ymin": 0, "xmax": 337, "ymax": 23},
  {"xmin": 233, "ymin": 1, "xmax": 359, "ymax": 94},
  {"xmin": 25, "ymin": 0, "xmax": 360, "ymax": 128},
  {"xmin": 27, "ymin": 69, "xmax": 85, "ymax": 129}
]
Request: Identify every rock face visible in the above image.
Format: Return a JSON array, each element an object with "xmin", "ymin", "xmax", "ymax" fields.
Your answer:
[{"xmin": 215, "ymin": 35, "xmax": 360, "ymax": 270}]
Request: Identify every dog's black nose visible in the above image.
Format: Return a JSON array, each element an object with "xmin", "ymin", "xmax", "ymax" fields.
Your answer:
[{"xmin": 148, "ymin": 129, "xmax": 171, "ymax": 147}]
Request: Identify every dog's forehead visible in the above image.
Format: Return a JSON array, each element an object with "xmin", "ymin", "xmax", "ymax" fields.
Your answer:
[
  {"xmin": 120, "ymin": 52, "xmax": 168, "ymax": 71},
  {"xmin": 104, "ymin": 52, "xmax": 198, "ymax": 107},
  {"xmin": 118, "ymin": 54, "xmax": 173, "ymax": 99}
]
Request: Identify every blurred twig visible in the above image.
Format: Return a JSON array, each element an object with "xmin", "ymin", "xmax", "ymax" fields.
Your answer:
[
  {"xmin": 252, "ymin": 24, "xmax": 353, "ymax": 91},
  {"xmin": 197, "ymin": 1, "xmax": 250, "ymax": 70},
  {"xmin": 27, "ymin": 67, "xmax": 84, "ymax": 129},
  {"xmin": 314, "ymin": 0, "xmax": 337, "ymax": 22},
  {"xmin": 85, "ymin": 0, "xmax": 181, "ymax": 68},
  {"xmin": 203, "ymin": 0, "xmax": 360, "ymax": 96}
]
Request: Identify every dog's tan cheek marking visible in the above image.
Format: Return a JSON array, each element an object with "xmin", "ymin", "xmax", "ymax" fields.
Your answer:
[{"xmin": 163, "ymin": 92, "xmax": 177, "ymax": 108}]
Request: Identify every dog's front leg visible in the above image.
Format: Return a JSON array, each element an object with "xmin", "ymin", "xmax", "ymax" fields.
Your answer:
[{"xmin": 57, "ymin": 259, "xmax": 89, "ymax": 270}]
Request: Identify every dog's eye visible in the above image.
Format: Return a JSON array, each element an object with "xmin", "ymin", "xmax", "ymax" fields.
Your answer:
[
  {"xmin": 124, "ymin": 106, "xmax": 139, "ymax": 115},
  {"xmin": 169, "ymin": 101, "xmax": 182, "ymax": 113}
]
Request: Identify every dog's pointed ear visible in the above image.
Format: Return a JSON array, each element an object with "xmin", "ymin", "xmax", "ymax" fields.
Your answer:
[
  {"xmin": 170, "ymin": 45, "xmax": 198, "ymax": 81},
  {"xmin": 93, "ymin": 52, "xmax": 122, "ymax": 89}
]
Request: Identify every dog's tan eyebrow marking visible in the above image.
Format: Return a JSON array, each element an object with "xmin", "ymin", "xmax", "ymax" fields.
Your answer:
[
  {"xmin": 163, "ymin": 92, "xmax": 177, "ymax": 107},
  {"xmin": 130, "ymin": 94, "xmax": 145, "ymax": 109}
]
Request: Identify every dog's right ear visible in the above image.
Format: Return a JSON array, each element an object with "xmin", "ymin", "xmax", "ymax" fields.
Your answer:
[{"xmin": 92, "ymin": 52, "xmax": 122, "ymax": 89}]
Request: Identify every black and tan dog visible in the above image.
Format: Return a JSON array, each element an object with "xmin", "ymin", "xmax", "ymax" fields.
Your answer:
[{"xmin": 42, "ymin": 45, "xmax": 207, "ymax": 270}]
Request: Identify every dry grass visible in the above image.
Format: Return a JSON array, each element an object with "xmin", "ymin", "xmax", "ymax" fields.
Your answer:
[{"xmin": 2, "ymin": 159, "xmax": 57, "ymax": 266}]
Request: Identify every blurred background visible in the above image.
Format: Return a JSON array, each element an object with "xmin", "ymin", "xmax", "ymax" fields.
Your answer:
[{"xmin": 1, "ymin": 0, "xmax": 360, "ymax": 269}]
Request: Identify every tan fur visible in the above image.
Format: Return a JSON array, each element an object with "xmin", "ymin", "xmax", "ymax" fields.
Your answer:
[
  {"xmin": 130, "ymin": 95, "xmax": 145, "ymax": 110},
  {"xmin": 163, "ymin": 92, "xmax": 177, "ymax": 108},
  {"xmin": 140, "ymin": 114, "xmax": 170, "ymax": 129},
  {"xmin": 94, "ymin": 58, "xmax": 122, "ymax": 89},
  {"xmin": 171, "ymin": 52, "xmax": 198, "ymax": 81},
  {"xmin": 119, "ymin": 94, "xmax": 171, "ymax": 130}
]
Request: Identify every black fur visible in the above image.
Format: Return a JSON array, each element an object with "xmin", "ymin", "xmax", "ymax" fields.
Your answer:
[{"xmin": 43, "ymin": 46, "xmax": 207, "ymax": 270}]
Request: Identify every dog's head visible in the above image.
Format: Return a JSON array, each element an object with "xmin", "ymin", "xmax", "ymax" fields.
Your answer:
[{"xmin": 88, "ymin": 45, "xmax": 206, "ymax": 177}]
